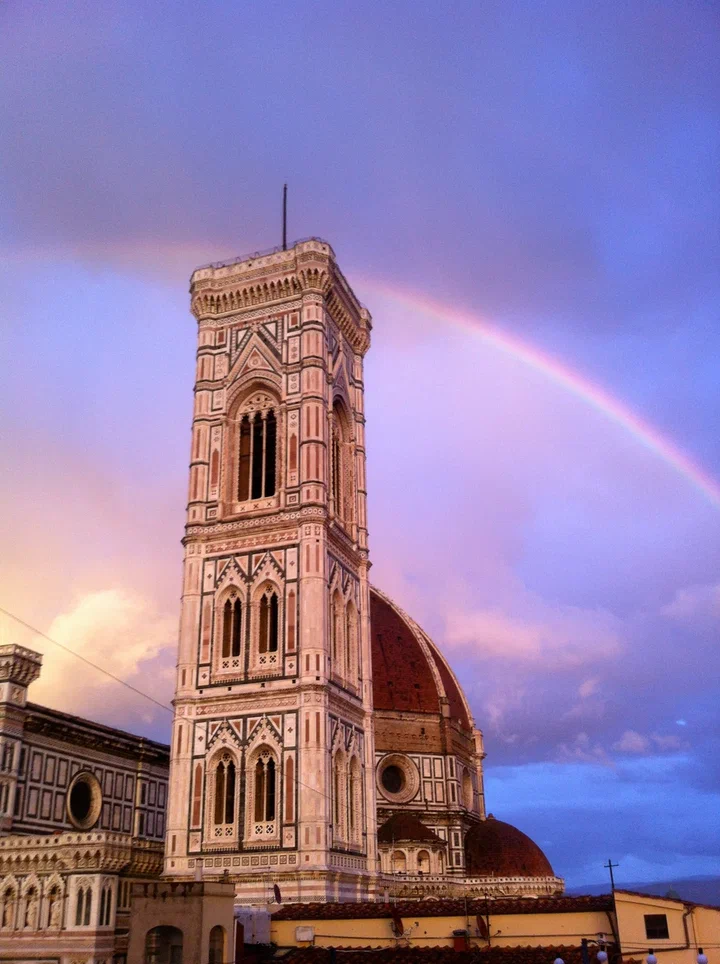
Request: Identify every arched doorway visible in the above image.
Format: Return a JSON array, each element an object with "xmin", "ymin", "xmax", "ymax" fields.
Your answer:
[
  {"xmin": 145, "ymin": 925, "xmax": 183, "ymax": 964},
  {"xmin": 209, "ymin": 924, "xmax": 225, "ymax": 964}
]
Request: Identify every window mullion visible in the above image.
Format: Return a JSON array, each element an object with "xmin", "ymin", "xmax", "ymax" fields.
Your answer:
[
  {"xmin": 248, "ymin": 414, "xmax": 256, "ymax": 500},
  {"xmin": 261, "ymin": 412, "xmax": 267, "ymax": 497}
]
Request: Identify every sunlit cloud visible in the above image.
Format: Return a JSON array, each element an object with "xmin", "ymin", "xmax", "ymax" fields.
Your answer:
[{"xmin": 29, "ymin": 590, "xmax": 176, "ymax": 731}]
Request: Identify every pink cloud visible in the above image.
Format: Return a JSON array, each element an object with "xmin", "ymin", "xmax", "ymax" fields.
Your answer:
[
  {"xmin": 444, "ymin": 598, "xmax": 621, "ymax": 668},
  {"xmin": 27, "ymin": 589, "xmax": 176, "ymax": 729},
  {"xmin": 661, "ymin": 582, "xmax": 720, "ymax": 621}
]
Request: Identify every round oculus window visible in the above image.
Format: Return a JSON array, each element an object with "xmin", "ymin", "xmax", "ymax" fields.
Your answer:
[
  {"xmin": 376, "ymin": 753, "xmax": 420, "ymax": 803},
  {"xmin": 381, "ymin": 765, "xmax": 405, "ymax": 794},
  {"xmin": 66, "ymin": 771, "xmax": 102, "ymax": 830}
]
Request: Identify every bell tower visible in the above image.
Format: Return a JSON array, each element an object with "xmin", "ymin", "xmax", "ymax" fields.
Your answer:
[{"xmin": 164, "ymin": 239, "xmax": 378, "ymax": 902}]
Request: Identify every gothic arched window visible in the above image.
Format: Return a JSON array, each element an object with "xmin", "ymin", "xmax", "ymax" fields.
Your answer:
[
  {"xmin": 212, "ymin": 755, "xmax": 237, "ymax": 831},
  {"xmin": 246, "ymin": 746, "xmax": 280, "ymax": 845},
  {"xmin": 331, "ymin": 400, "xmax": 354, "ymax": 526},
  {"xmin": 332, "ymin": 750, "xmax": 347, "ymax": 844},
  {"xmin": 222, "ymin": 598, "xmax": 242, "ymax": 659},
  {"xmin": 345, "ymin": 600, "xmax": 358, "ymax": 687},
  {"xmin": 75, "ymin": 885, "xmax": 91, "ymax": 927},
  {"xmin": 330, "ymin": 590, "xmax": 344, "ymax": 680},
  {"xmin": 238, "ymin": 409, "xmax": 277, "ymax": 501},
  {"xmin": 258, "ymin": 590, "xmax": 279, "ymax": 654},
  {"xmin": 348, "ymin": 755, "xmax": 362, "ymax": 847},
  {"xmin": 99, "ymin": 884, "xmax": 113, "ymax": 927},
  {"xmin": 253, "ymin": 756, "xmax": 276, "ymax": 822}
]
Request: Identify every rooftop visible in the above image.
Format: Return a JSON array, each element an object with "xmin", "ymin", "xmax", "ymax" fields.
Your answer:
[
  {"xmin": 272, "ymin": 895, "xmax": 614, "ymax": 921},
  {"xmin": 278, "ymin": 945, "xmax": 619, "ymax": 964},
  {"xmin": 25, "ymin": 701, "xmax": 170, "ymax": 765}
]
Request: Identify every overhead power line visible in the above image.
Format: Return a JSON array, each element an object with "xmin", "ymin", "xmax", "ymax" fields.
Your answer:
[{"xmin": 0, "ymin": 604, "xmax": 173, "ymax": 714}]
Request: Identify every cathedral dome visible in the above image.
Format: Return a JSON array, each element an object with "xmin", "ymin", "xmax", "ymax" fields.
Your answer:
[
  {"xmin": 464, "ymin": 815, "xmax": 555, "ymax": 877},
  {"xmin": 370, "ymin": 587, "xmax": 472, "ymax": 730}
]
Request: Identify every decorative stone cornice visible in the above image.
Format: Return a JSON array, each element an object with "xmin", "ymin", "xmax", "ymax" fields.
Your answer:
[
  {"xmin": 0, "ymin": 832, "xmax": 163, "ymax": 877},
  {"xmin": 189, "ymin": 239, "xmax": 371, "ymax": 355},
  {"xmin": 0, "ymin": 645, "xmax": 42, "ymax": 689},
  {"xmin": 24, "ymin": 702, "xmax": 169, "ymax": 766}
]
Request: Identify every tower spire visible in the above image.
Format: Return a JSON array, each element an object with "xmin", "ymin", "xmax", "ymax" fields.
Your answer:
[{"xmin": 282, "ymin": 183, "xmax": 287, "ymax": 251}]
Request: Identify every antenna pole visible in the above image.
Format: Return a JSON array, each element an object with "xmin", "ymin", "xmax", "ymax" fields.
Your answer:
[
  {"xmin": 282, "ymin": 183, "xmax": 287, "ymax": 251},
  {"xmin": 604, "ymin": 858, "xmax": 619, "ymax": 892}
]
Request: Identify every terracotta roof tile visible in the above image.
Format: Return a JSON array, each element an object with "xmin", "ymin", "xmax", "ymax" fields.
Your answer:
[
  {"xmin": 282, "ymin": 944, "xmax": 619, "ymax": 963},
  {"xmin": 272, "ymin": 894, "xmax": 613, "ymax": 921}
]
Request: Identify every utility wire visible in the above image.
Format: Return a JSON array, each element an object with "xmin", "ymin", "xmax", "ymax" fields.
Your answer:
[{"xmin": 0, "ymin": 605, "xmax": 172, "ymax": 714}]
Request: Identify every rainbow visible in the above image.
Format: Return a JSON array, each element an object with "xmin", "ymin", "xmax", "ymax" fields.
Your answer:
[{"xmin": 360, "ymin": 279, "xmax": 720, "ymax": 512}]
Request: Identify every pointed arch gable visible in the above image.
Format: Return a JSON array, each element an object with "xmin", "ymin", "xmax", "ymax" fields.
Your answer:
[
  {"xmin": 226, "ymin": 333, "xmax": 282, "ymax": 391},
  {"xmin": 215, "ymin": 558, "xmax": 245, "ymax": 594},
  {"xmin": 42, "ymin": 873, "xmax": 65, "ymax": 897},
  {"xmin": 0, "ymin": 875, "xmax": 17, "ymax": 898},
  {"xmin": 250, "ymin": 552, "xmax": 284, "ymax": 586},
  {"xmin": 246, "ymin": 716, "xmax": 282, "ymax": 758},
  {"xmin": 20, "ymin": 873, "xmax": 41, "ymax": 897},
  {"xmin": 206, "ymin": 720, "xmax": 243, "ymax": 757},
  {"xmin": 331, "ymin": 362, "xmax": 353, "ymax": 414}
]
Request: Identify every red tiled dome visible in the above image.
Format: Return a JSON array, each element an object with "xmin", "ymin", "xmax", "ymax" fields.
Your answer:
[
  {"xmin": 465, "ymin": 815, "xmax": 555, "ymax": 877},
  {"xmin": 370, "ymin": 587, "xmax": 472, "ymax": 730}
]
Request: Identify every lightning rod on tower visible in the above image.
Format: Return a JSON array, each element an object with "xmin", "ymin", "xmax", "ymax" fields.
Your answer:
[{"xmin": 282, "ymin": 183, "xmax": 287, "ymax": 251}]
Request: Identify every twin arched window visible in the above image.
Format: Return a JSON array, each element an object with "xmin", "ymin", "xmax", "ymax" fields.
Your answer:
[
  {"xmin": 75, "ymin": 885, "xmax": 92, "ymax": 927},
  {"xmin": 330, "ymin": 590, "xmax": 360, "ymax": 688},
  {"xmin": 206, "ymin": 748, "xmax": 279, "ymax": 845},
  {"xmin": 217, "ymin": 587, "xmax": 279, "ymax": 672},
  {"xmin": 238, "ymin": 409, "xmax": 276, "ymax": 501},
  {"xmin": 332, "ymin": 750, "xmax": 363, "ymax": 849}
]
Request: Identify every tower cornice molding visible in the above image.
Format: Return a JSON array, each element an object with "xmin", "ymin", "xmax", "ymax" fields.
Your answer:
[
  {"xmin": 189, "ymin": 239, "xmax": 371, "ymax": 355},
  {"xmin": 184, "ymin": 507, "xmax": 323, "ymax": 542}
]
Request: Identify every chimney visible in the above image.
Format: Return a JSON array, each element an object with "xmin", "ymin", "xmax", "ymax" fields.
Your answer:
[{"xmin": 453, "ymin": 929, "xmax": 469, "ymax": 952}]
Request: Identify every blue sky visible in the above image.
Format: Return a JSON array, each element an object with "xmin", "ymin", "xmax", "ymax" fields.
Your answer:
[{"xmin": 1, "ymin": 0, "xmax": 718, "ymax": 887}]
